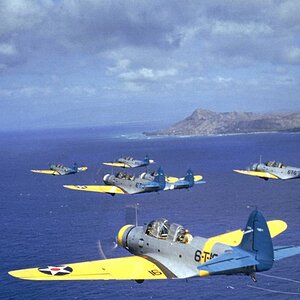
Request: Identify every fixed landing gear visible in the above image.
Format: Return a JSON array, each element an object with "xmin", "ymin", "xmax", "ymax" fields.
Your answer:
[
  {"xmin": 250, "ymin": 273, "xmax": 257, "ymax": 282},
  {"xmin": 135, "ymin": 279, "xmax": 144, "ymax": 284}
]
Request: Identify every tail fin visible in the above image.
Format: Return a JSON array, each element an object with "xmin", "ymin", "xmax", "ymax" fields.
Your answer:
[
  {"xmin": 240, "ymin": 210, "xmax": 274, "ymax": 271},
  {"xmin": 144, "ymin": 155, "xmax": 150, "ymax": 165},
  {"xmin": 154, "ymin": 167, "xmax": 166, "ymax": 189},
  {"xmin": 184, "ymin": 169, "xmax": 194, "ymax": 186},
  {"xmin": 73, "ymin": 163, "xmax": 78, "ymax": 172}
]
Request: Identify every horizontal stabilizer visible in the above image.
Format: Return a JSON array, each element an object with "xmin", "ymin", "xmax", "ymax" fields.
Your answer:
[
  {"xmin": 63, "ymin": 185, "xmax": 126, "ymax": 194},
  {"xmin": 198, "ymin": 247, "xmax": 258, "ymax": 276},
  {"xmin": 233, "ymin": 170, "xmax": 278, "ymax": 179},
  {"xmin": 194, "ymin": 180, "xmax": 206, "ymax": 185},
  {"xmin": 274, "ymin": 246, "xmax": 300, "ymax": 261}
]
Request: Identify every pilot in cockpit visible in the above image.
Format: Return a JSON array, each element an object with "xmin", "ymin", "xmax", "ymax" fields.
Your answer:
[{"xmin": 178, "ymin": 228, "xmax": 193, "ymax": 244}]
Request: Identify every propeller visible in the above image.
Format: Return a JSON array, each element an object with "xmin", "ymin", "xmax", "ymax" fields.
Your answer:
[
  {"xmin": 94, "ymin": 166, "xmax": 103, "ymax": 183},
  {"xmin": 97, "ymin": 239, "xmax": 118, "ymax": 259},
  {"xmin": 97, "ymin": 203, "xmax": 140, "ymax": 259}
]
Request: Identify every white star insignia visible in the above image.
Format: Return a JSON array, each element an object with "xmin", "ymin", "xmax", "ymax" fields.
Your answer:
[{"xmin": 38, "ymin": 266, "xmax": 72, "ymax": 276}]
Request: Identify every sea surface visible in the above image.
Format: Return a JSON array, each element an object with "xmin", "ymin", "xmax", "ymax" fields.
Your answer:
[{"xmin": 1, "ymin": 125, "xmax": 300, "ymax": 299}]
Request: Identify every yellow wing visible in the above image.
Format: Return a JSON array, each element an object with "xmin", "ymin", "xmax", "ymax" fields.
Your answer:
[
  {"xmin": 193, "ymin": 175, "xmax": 203, "ymax": 182},
  {"xmin": 103, "ymin": 162, "xmax": 129, "ymax": 168},
  {"xmin": 233, "ymin": 169, "xmax": 278, "ymax": 179},
  {"xmin": 202, "ymin": 220, "xmax": 287, "ymax": 259},
  {"xmin": 9, "ymin": 256, "xmax": 169, "ymax": 281},
  {"xmin": 166, "ymin": 175, "xmax": 203, "ymax": 183},
  {"xmin": 31, "ymin": 170, "xmax": 59, "ymax": 175},
  {"xmin": 63, "ymin": 185, "xmax": 126, "ymax": 194},
  {"xmin": 166, "ymin": 176, "xmax": 179, "ymax": 183},
  {"xmin": 78, "ymin": 166, "xmax": 88, "ymax": 172}
]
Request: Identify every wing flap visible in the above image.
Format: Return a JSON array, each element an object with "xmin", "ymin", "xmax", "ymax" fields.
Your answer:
[
  {"xmin": 233, "ymin": 170, "xmax": 278, "ymax": 179},
  {"xmin": 274, "ymin": 246, "xmax": 300, "ymax": 261},
  {"xmin": 9, "ymin": 256, "xmax": 168, "ymax": 281},
  {"xmin": 63, "ymin": 185, "xmax": 126, "ymax": 194},
  {"xmin": 31, "ymin": 170, "xmax": 59, "ymax": 175}
]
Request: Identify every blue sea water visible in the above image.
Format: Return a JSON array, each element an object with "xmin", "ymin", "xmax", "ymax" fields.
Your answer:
[{"xmin": 1, "ymin": 126, "xmax": 300, "ymax": 299}]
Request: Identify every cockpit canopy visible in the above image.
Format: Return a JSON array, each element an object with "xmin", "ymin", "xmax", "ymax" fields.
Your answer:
[
  {"xmin": 251, "ymin": 161, "xmax": 286, "ymax": 171},
  {"xmin": 265, "ymin": 161, "xmax": 286, "ymax": 168},
  {"xmin": 145, "ymin": 219, "xmax": 192, "ymax": 243},
  {"xmin": 115, "ymin": 172, "xmax": 135, "ymax": 180},
  {"xmin": 120, "ymin": 156, "xmax": 134, "ymax": 161},
  {"xmin": 145, "ymin": 218, "xmax": 170, "ymax": 239}
]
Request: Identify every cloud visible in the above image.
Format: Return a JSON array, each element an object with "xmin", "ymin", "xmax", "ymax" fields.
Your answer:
[
  {"xmin": 1, "ymin": 0, "xmax": 300, "ymax": 70},
  {"xmin": 0, "ymin": 86, "xmax": 52, "ymax": 98},
  {"xmin": 119, "ymin": 67, "xmax": 178, "ymax": 82},
  {"xmin": 0, "ymin": 43, "xmax": 17, "ymax": 56},
  {"xmin": 1, "ymin": 0, "xmax": 300, "ymax": 127}
]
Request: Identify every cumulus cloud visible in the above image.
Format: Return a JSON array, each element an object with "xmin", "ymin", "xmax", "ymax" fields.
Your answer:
[
  {"xmin": 1, "ymin": 0, "xmax": 300, "ymax": 70},
  {"xmin": 1, "ymin": 0, "xmax": 300, "ymax": 121}
]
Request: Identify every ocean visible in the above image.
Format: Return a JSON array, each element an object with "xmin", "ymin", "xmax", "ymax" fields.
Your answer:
[{"xmin": 1, "ymin": 125, "xmax": 300, "ymax": 299}]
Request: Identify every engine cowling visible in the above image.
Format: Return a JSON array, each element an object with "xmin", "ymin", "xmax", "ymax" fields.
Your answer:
[{"xmin": 117, "ymin": 225, "xmax": 135, "ymax": 249}]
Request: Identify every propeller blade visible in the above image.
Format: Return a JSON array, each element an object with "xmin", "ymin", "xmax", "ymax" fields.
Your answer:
[
  {"xmin": 97, "ymin": 238, "xmax": 118, "ymax": 259},
  {"xmin": 125, "ymin": 203, "xmax": 139, "ymax": 226}
]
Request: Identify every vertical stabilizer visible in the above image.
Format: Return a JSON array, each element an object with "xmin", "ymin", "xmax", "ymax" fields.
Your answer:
[
  {"xmin": 240, "ymin": 210, "xmax": 274, "ymax": 271},
  {"xmin": 184, "ymin": 169, "xmax": 194, "ymax": 187},
  {"xmin": 154, "ymin": 167, "xmax": 166, "ymax": 189},
  {"xmin": 73, "ymin": 163, "xmax": 78, "ymax": 172},
  {"xmin": 144, "ymin": 155, "xmax": 150, "ymax": 165}
]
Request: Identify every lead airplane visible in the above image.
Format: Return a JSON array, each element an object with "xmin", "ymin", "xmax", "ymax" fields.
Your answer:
[
  {"xmin": 140, "ymin": 169, "xmax": 205, "ymax": 190},
  {"xmin": 9, "ymin": 210, "xmax": 300, "ymax": 282},
  {"xmin": 234, "ymin": 160, "xmax": 300, "ymax": 180},
  {"xmin": 31, "ymin": 163, "xmax": 88, "ymax": 176},
  {"xmin": 64, "ymin": 167, "xmax": 166, "ymax": 195},
  {"xmin": 103, "ymin": 155, "xmax": 154, "ymax": 168}
]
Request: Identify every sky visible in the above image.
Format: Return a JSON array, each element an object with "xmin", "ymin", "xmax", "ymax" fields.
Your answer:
[{"xmin": 0, "ymin": 0, "xmax": 300, "ymax": 131}]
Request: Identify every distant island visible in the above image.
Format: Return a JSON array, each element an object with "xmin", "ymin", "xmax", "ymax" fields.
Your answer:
[{"xmin": 144, "ymin": 109, "xmax": 300, "ymax": 136}]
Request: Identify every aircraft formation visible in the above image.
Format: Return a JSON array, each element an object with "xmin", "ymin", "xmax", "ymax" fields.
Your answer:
[{"xmin": 9, "ymin": 154, "xmax": 300, "ymax": 285}]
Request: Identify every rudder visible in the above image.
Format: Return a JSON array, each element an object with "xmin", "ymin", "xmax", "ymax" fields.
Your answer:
[{"xmin": 240, "ymin": 210, "xmax": 274, "ymax": 271}]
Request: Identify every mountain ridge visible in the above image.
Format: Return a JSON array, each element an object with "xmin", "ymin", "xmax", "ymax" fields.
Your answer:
[{"xmin": 144, "ymin": 109, "xmax": 300, "ymax": 136}]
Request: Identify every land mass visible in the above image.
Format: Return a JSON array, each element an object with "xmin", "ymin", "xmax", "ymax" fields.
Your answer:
[{"xmin": 144, "ymin": 109, "xmax": 300, "ymax": 136}]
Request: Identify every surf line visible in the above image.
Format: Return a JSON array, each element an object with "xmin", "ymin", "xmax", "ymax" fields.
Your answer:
[{"xmin": 247, "ymin": 285, "xmax": 300, "ymax": 295}]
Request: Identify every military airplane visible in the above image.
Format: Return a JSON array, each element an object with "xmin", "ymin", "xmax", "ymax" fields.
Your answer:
[
  {"xmin": 234, "ymin": 160, "xmax": 300, "ymax": 180},
  {"xmin": 140, "ymin": 169, "xmax": 205, "ymax": 190},
  {"xmin": 9, "ymin": 210, "xmax": 300, "ymax": 282},
  {"xmin": 103, "ymin": 155, "xmax": 154, "ymax": 168},
  {"xmin": 63, "ymin": 167, "xmax": 166, "ymax": 195},
  {"xmin": 31, "ymin": 163, "xmax": 88, "ymax": 176}
]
